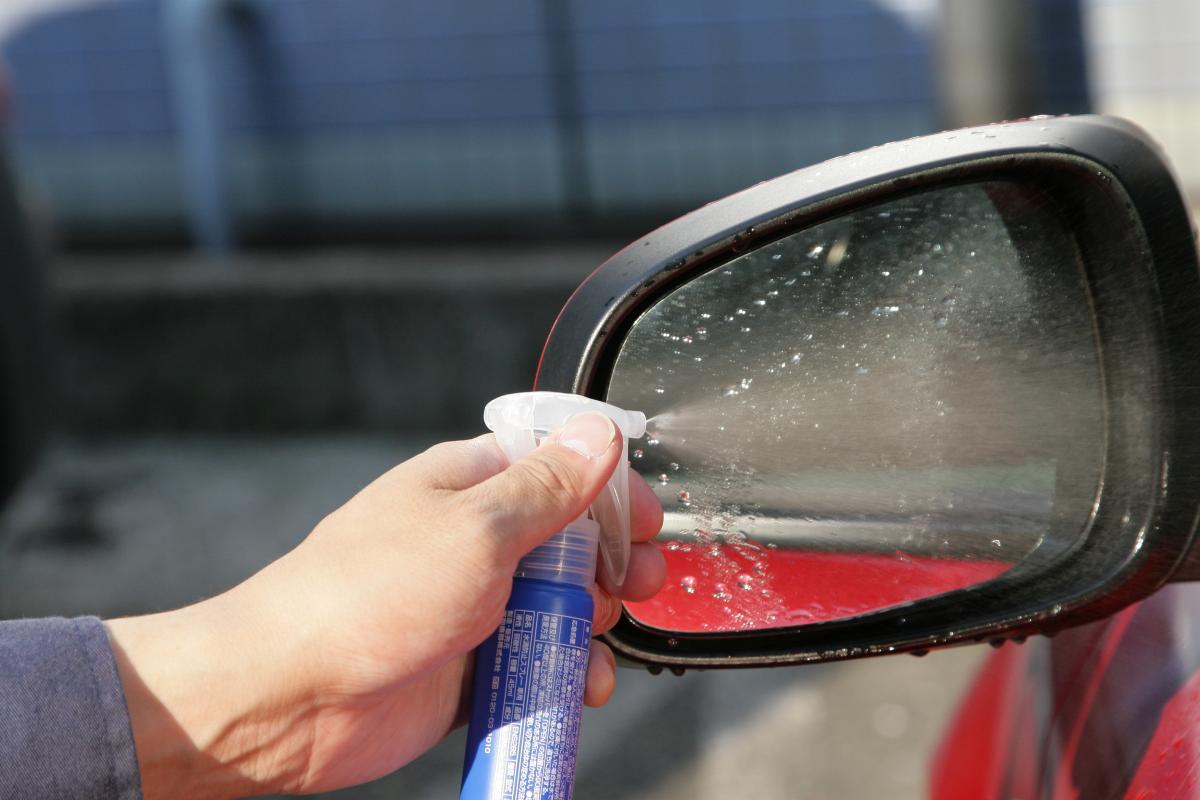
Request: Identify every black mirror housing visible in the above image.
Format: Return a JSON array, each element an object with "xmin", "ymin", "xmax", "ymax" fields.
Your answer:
[{"xmin": 535, "ymin": 115, "xmax": 1200, "ymax": 669}]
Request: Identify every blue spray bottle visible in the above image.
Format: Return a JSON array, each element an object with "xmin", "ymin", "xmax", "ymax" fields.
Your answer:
[{"xmin": 460, "ymin": 392, "xmax": 646, "ymax": 800}]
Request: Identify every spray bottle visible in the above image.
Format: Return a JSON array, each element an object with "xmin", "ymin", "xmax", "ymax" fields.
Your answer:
[{"xmin": 460, "ymin": 391, "xmax": 646, "ymax": 800}]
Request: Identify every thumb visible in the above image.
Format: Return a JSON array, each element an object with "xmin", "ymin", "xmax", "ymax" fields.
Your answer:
[{"xmin": 465, "ymin": 412, "xmax": 622, "ymax": 558}]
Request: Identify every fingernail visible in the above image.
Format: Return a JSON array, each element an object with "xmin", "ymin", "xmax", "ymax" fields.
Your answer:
[{"xmin": 558, "ymin": 412, "xmax": 617, "ymax": 459}]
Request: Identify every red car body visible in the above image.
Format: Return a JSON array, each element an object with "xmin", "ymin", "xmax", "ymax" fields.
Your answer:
[{"xmin": 932, "ymin": 583, "xmax": 1200, "ymax": 799}]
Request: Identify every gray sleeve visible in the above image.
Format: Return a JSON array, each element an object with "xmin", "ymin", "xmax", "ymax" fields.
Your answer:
[{"xmin": 0, "ymin": 616, "xmax": 143, "ymax": 800}]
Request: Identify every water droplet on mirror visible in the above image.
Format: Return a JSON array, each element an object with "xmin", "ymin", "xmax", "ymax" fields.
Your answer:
[
  {"xmin": 654, "ymin": 386, "xmax": 665, "ymax": 394},
  {"xmin": 680, "ymin": 576, "xmax": 696, "ymax": 594},
  {"xmin": 740, "ymin": 378, "xmax": 753, "ymax": 390},
  {"xmin": 771, "ymin": 253, "xmax": 782, "ymax": 261},
  {"xmin": 740, "ymin": 326, "xmax": 751, "ymax": 333},
  {"xmin": 802, "ymin": 333, "xmax": 814, "ymax": 341},
  {"xmin": 681, "ymin": 335, "xmax": 693, "ymax": 344},
  {"xmin": 658, "ymin": 473, "xmax": 670, "ymax": 485},
  {"xmin": 666, "ymin": 541, "xmax": 680, "ymax": 550},
  {"xmin": 791, "ymin": 353, "xmax": 802, "ymax": 364},
  {"xmin": 632, "ymin": 448, "xmax": 644, "ymax": 459},
  {"xmin": 753, "ymin": 299, "xmax": 767, "ymax": 307},
  {"xmin": 695, "ymin": 327, "xmax": 707, "ymax": 336},
  {"xmin": 699, "ymin": 312, "xmax": 712, "ymax": 320},
  {"xmin": 647, "ymin": 438, "xmax": 659, "ymax": 446},
  {"xmin": 737, "ymin": 574, "xmax": 754, "ymax": 590},
  {"xmin": 668, "ymin": 462, "xmax": 680, "ymax": 471},
  {"xmin": 991, "ymin": 539, "xmax": 1002, "ymax": 548},
  {"xmin": 736, "ymin": 308, "xmax": 748, "ymax": 316},
  {"xmin": 881, "ymin": 270, "xmax": 890, "ymax": 277},
  {"xmin": 768, "ymin": 290, "xmax": 779, "ymax": 297},
  {"xmin": 713, "ymin": 583, "xmax": 732, "ymax": 601},
  {"xmin": 934, "ymin": 315, "xmax": 949, "ymax": 328},
  {"xmin": 807, "ymin": 244, "xmax": 825, "ymax": 259},
  {"xmin": 678, "ymin": 489, "xmax": 691, "ymax": 506}
]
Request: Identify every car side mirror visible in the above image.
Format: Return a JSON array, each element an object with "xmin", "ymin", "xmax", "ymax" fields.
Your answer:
[{"xmin": 535, "ymin": 115, "xmax": 1200, "ymax": 669}]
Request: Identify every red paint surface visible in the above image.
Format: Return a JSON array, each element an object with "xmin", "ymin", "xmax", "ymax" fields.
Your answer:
[
  {"xmin": 625, "ymin": 542, "xmax": 1011, "ymax": 632},
  {"xmin": 1122, "ymin": 672, "xmax": 1200, "ymax": 799},
  {"xmin": 930, "ymin": 644, "xmax": 1031, "ymax": 800}
]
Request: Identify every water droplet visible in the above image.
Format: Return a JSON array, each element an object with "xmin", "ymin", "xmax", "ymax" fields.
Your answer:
[
  {"xmin": 856, "ymin": 366, "xmax": 870, "ymax": 375},
  {"xmin": 666, "ymin": 541, "xmax": 680, "ymax": 550},
  {"xmin": 678, "ymin": 489, "xmax": 691, "ymax": 506},
  {"xmin": 740, "ymin": 378, "xmax": 753, "ymax": 390},
  {"xmin": 931, "ymin": 243, "xmax": 944, "ymax": 254},
  {"xmin": 658, "ymin": 473, "xmax": 670, "ymax": 485},
  {"xmin": 934, "ymin": 315, "xmax": 948, "ymax": 328},
  {"xmin": 647, "ymin": 438, "xmax": 659, "ymax": 446},
  {"xmin": 753, "ymin": 299, "xmax": 767, "ymax": 306},
  {"xmin": 632, "ymin": 448, "xmax": 644, "ymax": 459},
  {"xmin": 724, "ymin": 386, "xmax": 740, "ymax": 397},
  {"xmin": 736, "ymin": 308, "xmax": 748, "ymax": 316},
  {"xmin": 871, "ymin": 305, "xmax": 901, "ymax": 316},
  {"xmin": 835, "ymin": 310, "xmax": 850, "ymax": 317},
  {"xmin": 681, "ymin": 335, "xmax": 693, "ymax": 344},
  {"xmin": 654, "ymin": 386, "xmax": 665, "ymax": 394},
  {"xmin": 802, "ymin": 333, "xmax": 814, "ymax": 341},
  {"xmin": 771, "ymin": 253, "xmax": 782, "ymax": 261},
  {"xmin": 766, "ymin": 542, "xmax": 778, "ymax": 549},
  {"xmin": 991, "ymin": 539, "xmax": 1002, "ymax": 548},
  {"xmin": 713, "ymin": 583, "xmax": 732, "ymax": 601},
  {"xmin": 680, "ymin": 576, "xmax": 696, "ymax": 594},
  {"xmin": 968, "ymin": 250, "xmax": 977, "ymax": 257},
  {"xmin": 790, "ymin": 353, "xmax": 802, "ymax": 364},
  {"xmin": 881, "ymin": 270, "xmax": 891, "ymax": 277},
  {"xmin": 699, "ymin": 312, "xmax": 712, "ymax": 320},
  {"xmin": 807, "ymin": 244, "xmax": 825, "ymax": 260},
  {"xmin": 693, "ymin": 356, "xmax": 703, "ymax": 362},
  {"xmin": 695, "ymin": 327, "xmax": 707, "ymax": 336},
  {"xmin": 916, "ymin": 268, "xmax": 924, "ymax": 276},
  {"xmin": 737, "ymin": 574, "xmax": 754, "ymax": 590},
  {"xmin": 739, "ymin": 326, "xmax": 752, "ymax": 333},
  {"xmin": 660, "ymin": 332, "xmax": 671, "ymax": 339},
  {"xmin": 768, "ymin": 290, "xmax": 779, "ymax": 297}
]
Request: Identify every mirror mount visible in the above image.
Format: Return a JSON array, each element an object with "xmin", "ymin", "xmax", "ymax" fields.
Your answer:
[{"xmin": 536, "ymin": 115, "xmax": 1200, "ymax": 669}]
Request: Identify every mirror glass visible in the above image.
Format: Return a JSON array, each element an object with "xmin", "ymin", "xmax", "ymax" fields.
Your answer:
[{"xmin": 607, "ymin": 181, "xmax": 1105, "ymax": 633}]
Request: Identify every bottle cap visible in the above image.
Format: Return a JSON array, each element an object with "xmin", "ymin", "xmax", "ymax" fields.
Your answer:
[{"xmin": 484, "ymin": 392, "xmax": 647, "ymax": 588}]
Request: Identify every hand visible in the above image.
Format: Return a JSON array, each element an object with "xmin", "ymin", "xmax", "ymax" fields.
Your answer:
[{"xmin": 106, "ymin": 412, "xmax": 665, "ymax": 799}]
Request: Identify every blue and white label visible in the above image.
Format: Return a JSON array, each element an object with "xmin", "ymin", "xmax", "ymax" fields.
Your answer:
[{"xmin": 478, "ymin": 607, "xmax": 591, "ymax": 800}]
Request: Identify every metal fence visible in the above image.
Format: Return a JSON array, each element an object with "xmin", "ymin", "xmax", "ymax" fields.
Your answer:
[{"xmin": 1, "ymin": 0, "xmax": 1088, "ymax": 250}]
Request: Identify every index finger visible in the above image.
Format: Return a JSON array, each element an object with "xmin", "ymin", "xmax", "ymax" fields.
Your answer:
[{"xmin": 628, "ymin": 467, "xmax": 664, "ymax": 543}]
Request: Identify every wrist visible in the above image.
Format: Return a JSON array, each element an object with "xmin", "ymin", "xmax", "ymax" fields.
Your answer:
[{"xmin": 107, "ymin": 592, "xmax": 317, "ymax": 799}]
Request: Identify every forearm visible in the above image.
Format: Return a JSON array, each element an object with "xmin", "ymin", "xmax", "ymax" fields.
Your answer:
[{"xmin": 107, "ymin": 593, "xmax": 317, "ymax": 799}]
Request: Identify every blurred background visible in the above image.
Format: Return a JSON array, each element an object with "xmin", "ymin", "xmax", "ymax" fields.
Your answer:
[{"xmin": 0, "ymin": 0, "xmax": 1189, "ymax": 797}]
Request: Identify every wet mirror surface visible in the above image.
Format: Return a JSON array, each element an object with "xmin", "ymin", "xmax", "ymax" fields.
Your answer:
[{"xmin": 607, "ymin": 182, "xmax": 1105, "ymax": 633}]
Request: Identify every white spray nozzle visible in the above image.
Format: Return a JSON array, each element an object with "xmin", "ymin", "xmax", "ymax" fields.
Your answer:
[{"xmin": 484, "ymin": 391, "xmax": 647, "ymax": 589}]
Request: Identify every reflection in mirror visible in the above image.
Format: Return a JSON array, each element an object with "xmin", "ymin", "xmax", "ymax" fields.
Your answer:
[{"xmin": 608, "ymin": 182, "xmax": 1105, "ymax": 633}]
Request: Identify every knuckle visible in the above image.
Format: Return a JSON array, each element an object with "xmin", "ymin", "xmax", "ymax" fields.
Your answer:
[{"xmin": 515, "ymin": 454, "xmax": 585, "ymax": 504}]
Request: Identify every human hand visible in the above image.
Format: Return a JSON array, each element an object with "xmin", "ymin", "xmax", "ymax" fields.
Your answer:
[{"xmin": 106, "ymin": 412, "xmax": 665, "ymax": 799}]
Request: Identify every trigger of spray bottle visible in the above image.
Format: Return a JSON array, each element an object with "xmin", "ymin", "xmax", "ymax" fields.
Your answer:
[{"xmin": 482, "ymin": 391, "xmax": 647, "ymax": 589}]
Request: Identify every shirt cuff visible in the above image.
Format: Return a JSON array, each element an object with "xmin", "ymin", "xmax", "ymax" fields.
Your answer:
[{"xmin": 0, "ymin": 616, "xmax": 142, "ymax": 799}]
